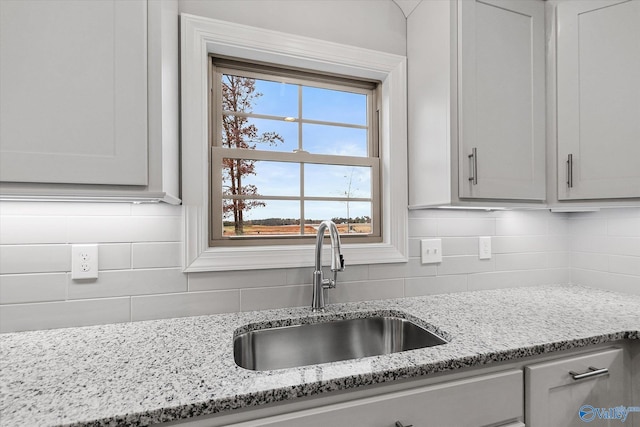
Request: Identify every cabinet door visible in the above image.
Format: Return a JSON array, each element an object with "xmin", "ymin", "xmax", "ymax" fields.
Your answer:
[
  {"xmin": 228, "ymin": 370, "xmax": 523, "ymax": 427},
  {"xmin": 459, "ymin": 0, "xmax": 545, "ymax": 201},
  {"xmin": 557, "ymin": 0, "xmax": 640, "ymax": 200},
  {"xmin": 0, "ymin": 0, "xmax": 148, "ymax": 186},
  {"xmin": 525, "ymin": 348, "xmax": 626, "ymax": 427}
]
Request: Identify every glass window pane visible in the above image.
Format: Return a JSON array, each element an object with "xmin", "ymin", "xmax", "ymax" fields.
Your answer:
[
  {"xmin": 305, "ymin": 165, "xmax": 371, "ymax": 198},
  {"xmin": 302, "ymin": 86, "xmax": 367, "ymax": 125},
  {"xmin": 221, "ymin": 116, "xmax": 297, "ymax": 152},
  {"xmin": 302, "ymin": 124, "xmax": 367, "ymax": 156},
  {"xmin": 305, "ymin": 201, "xmax": 372, "ymax": 235},
  {"xmin": 222, "ymin": 159, "xmax": 300, "ymax": 197},
  {"xmin": 222, "ymin": 74, "xmax": 298, "ymax": 118},
  {"xmin": 222, "ymin": 200, "xmax": 301, "ymax": 237}
]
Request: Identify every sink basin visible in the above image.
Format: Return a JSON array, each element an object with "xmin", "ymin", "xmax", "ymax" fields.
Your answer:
[{"xmin": 234, "ymin": 315, "xmax": 447, "ymax": 371}]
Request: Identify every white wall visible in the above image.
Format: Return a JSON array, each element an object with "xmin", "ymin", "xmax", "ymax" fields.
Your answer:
[{"xmin": 179, "ymin": 0, "xmax": 407, "ymax": 56}]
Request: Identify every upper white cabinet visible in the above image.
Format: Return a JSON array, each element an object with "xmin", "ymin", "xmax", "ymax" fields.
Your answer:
[
  {"xmin": 556, "ymin": 0, "xmax": 640, "ymax": 201},
  {"xmin": 0, "ymin": 0, "xmax": 179, "ymax": 203},
  {"xmin": 408, "ymin": 0, "xmax": 546, "ymax": 208}
]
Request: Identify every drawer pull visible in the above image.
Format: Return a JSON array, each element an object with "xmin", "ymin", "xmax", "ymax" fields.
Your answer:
[
  {"xmin": 395, "ymin": 422, "xmax": 413, "ymax": 427},
  {"xmin": 569, "ymin": 366, "xmax": 609, "ymax": 380}
]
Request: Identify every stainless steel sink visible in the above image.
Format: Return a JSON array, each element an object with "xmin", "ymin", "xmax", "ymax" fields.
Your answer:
[{"xmin": 234, "ymin": 315, "xmax": 447, "ymax": 371}]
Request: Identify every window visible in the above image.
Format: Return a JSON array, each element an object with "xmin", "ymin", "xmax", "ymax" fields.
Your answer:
[
  {"xmin": 209, "ymin": 59, "xmax": 381, "ymax": 246},
  {"xmin": 181, "ymin": 15, "xmax": 407, "ymax": 271}
]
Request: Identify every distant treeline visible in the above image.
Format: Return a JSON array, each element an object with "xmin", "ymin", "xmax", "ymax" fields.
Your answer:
[{"xmin": 223, "ymin": 216, "xmax": 371, "ymax": 227}]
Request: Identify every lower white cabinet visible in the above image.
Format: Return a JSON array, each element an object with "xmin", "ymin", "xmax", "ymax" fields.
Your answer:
[
  {"xmin": 227, "ymin": 370, "xmax": 523, "ymax": 427},
  {"xmin": 525, "ymin": 348, "xmax": 626, "ymax": 427}
]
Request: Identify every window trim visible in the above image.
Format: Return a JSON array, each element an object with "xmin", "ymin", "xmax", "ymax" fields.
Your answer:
[{"xmin": 181, "ymin": 14, "xmax": 408, "ymax": 272}]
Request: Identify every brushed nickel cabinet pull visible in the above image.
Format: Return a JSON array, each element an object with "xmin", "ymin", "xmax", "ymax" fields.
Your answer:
[
  {"xmin": 567, "ymin": 153, "xmax": 573, "ymax": 188},
  {"xmin": 468, "ymin": 147, "xmax": 478, "ymax": 185},
  {"xmin": 395, "ymin": 422, "xmax": 413, "ymax": 427},
  {"xmin": 569, "ymin": 366, "xmax": 609, "ymax": 380}
]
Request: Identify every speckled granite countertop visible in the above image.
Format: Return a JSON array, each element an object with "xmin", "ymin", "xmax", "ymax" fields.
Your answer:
[{"xmin": 1, "ymin": 285, "xmax": 639, "ymax": 426}]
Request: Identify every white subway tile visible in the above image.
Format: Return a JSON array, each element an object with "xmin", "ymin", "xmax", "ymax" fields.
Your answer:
[
  {"xmin": 547, "ymin": 235, "xmax": 572, "ymax": 252},
  {"xmin": 496, "ymin": 213, "xmax": 547, "ymax": 236},
  {"xmin": 607, "ymin": 217, "xmax": 640, "ymax": 237},
  {"xmin": 0, "ymin": 297, "xmax": 130, "ymax": 333},
  {"xmin": 468, "ymin": 269, "xmax": 569, "ymax": 291},
  {"xmin": 333, "ymin": 264, "xmax": 368, "ymax": 283},
  {"xmin": 548, "ymin": 215, "xmax": 570, "ymax": 235},
  {"xmin": 0, "ymin": 201, "xmax": 130, "ymax": 216},
  {"xmin": 604, "ymin": 207, "xmax": 640, "ymax": 219},
  {"xmin": 605, "ymin": 237, "xmax": 640, "ymax": 257},
  {"xmin": 572, "ymin": 269, "xmax": 640, "ymax": 295},
  {"xmin": 132, "ymin": 242, "xmax": 181, "ymax": 268},
  {"xmin": 241, "ymin": 285, "xmax": 312, "ymax": 311},
  {"xmin": 571, "ymin": 251, "xmax": 609, "ymax": 272},
  {"xmin": 609, "ymin": 255, "xmax": 640, "ymax": 277},
  {"xmin": 368, "ymin": 259, "xmax": 436, "ymax": 280},
  {"xmin": 0, "ymin": 273, "xmax": 67, "ymax": 304},
  {"xmin": 68, "ymin": 268, "xmax": 187, "ymax": 299},
  {"xmin": 437, "ymin": 218, "xmax": 495, "ymax": 237},
  {"xmin": 285, "ymin": 268, "xmax": 312, "ymax": 286},
  {"xmin": 495, "ymin": 253, "xmax": 548, "ymax": 271},
  {"xmin": 492, "ymin": 236, "xmax": 548, "ymax": 253},
  {"xmin": 188, "ymin": 269, "xmax": 286, "ymax": 291},
  {"xmin": 0, "ymin": 244, "xmax": 70, "ymax": 274},
  {"xmin": 408, "ymin": 239, "xmax": 422, "ymax": 258},
  {"xmin": 547, "ymin": 252, "xmax": 571, "ymax": 269},
  {"xmin": 328, "ymin": 279, "xmax": 404, "ymax": 304},
  {"xmin": 408, "ymin": 218, "xmax": 437, "ymax": 237},
  {"xmin": 284, "ymin": 265, "xmax": 368, "ymax": 286},
  {"xmin": 0, "ymin": 216, "xmax": 68, "ymax": 244},
  {"xmin": 99, "ymin": 244, "xmax": 131, "ymax": 270},
  {"xmin": 404, "ymin": 275, "xmax": 467, "ymax": 297},
  {"xmin": 67, "ymin": 216, "xmax": 181, "ymax": 243},
  {"xmin": 571, "ymin": 235, "xmax": 606, "ymax": 254},
  {"xmin": 131, "ymin": 290, "xmax": 240, "ymax": 321},
  {"xmin": 437, "ymin": 255, "xmax": 494, "ymax": 275},
  {"xmin": 570, "ymin": 218, "xmax": 607, "ymax": 236},
  {"xmin": 441, "ymin": 237, "xmax": 478, "ymax": 256}
]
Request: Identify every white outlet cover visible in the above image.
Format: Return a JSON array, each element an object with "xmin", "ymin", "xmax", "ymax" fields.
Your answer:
[
  {"xmin": 71, "ymin": 244, "xmax": 98, "ymax": 280},
  {"xmin": 479, "ymin": 236, "xmax": 492, "ymax": 260},
  {"xmin": 421, "ymin": 239, "xmax": 442, "ymax": 264}
]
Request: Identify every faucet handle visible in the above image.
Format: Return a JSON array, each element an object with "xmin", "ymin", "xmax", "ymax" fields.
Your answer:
[{"xmin": 339, "ymin": 254, "xmax": 345, "ymax": 271}]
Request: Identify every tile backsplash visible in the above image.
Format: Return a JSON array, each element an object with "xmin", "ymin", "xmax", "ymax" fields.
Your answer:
[{"xmin": 0, "ymin": 202, "xmax": 638, "ymax": 332}]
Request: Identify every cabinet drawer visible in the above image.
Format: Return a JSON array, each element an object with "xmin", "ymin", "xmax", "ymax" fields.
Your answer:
[
  {"xmin": 230, "ymin": 370, "xmax": 523, "ymax": 427},
  {"xmin": 525, "ymin": 347, "xmax": 626, "ymax": 427}
]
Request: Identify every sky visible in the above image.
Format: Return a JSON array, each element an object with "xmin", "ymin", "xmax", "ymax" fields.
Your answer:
[{"xmin": 221, "ymin": 75, "xmax": 373, "ymax": 222}]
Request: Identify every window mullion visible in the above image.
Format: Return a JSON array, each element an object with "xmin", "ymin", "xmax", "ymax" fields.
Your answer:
[{"xmin": 298, "ymin": 84, "xmax": 305, "ymax": 235}]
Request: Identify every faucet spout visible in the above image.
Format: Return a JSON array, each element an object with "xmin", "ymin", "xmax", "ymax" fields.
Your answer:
[{"xmin": 311, "ymin": 220, "xmax": 345, "ymax": 312}]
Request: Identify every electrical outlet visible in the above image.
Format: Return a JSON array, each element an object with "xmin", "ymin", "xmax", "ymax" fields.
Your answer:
[
  {"xmin": 72, "ymin": 244, "xmax": 98, "ymax": 280},
  {"xmin": 479, "ymin": 236, "xmax": 492, "ymax": 260},
  {"xmin": 421, "ymin": 239, "xmax": 442, "ymax": 264}
]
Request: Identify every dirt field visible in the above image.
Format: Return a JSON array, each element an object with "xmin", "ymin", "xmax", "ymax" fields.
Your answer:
[{"xmin": 223, "ymin": 223, "xmax": 372, "ymax": 236}]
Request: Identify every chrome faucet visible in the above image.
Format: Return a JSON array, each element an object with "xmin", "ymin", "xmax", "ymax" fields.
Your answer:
[{"xmin": 311, "ymin": 220, "xmax": 345, "ymax": 312}]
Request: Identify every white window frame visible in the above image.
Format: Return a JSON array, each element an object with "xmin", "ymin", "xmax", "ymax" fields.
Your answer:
[
  {"xmin": 181, "ymin": 14, "xmax": 408, "ymax": 272},
  {"xmin": 210, "ymin": 62, "xmax": 381, "ymax": 246}
]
